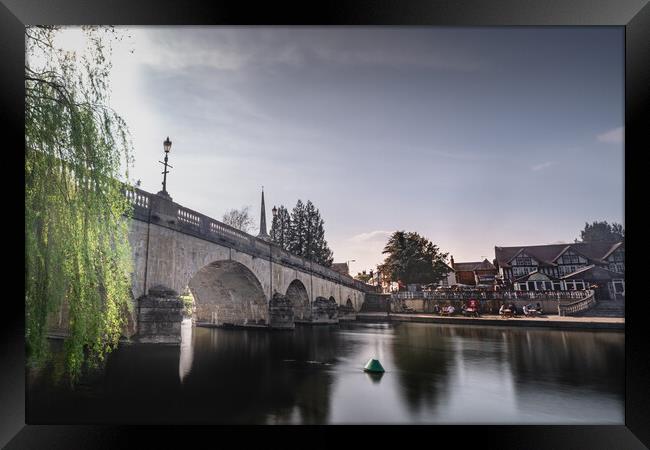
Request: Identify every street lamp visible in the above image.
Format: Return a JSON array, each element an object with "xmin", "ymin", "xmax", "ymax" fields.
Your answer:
[{"xmin": 158, "ymin": 136, "xmax": 174, "ymax": 199}]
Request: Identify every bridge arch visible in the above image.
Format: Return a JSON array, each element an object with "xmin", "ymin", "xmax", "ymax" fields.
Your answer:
[
  {"xmin": 188, "ymin": 260, "xmax": 268, "ymax": 326},
  {"xmin": 286, "ymin": 279, "xmax": 311, "ymax": 322}
]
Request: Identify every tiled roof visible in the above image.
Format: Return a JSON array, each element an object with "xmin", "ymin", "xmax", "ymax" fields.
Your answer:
[
  {"xmin": 561, "ymin": 264, "xmax": 624, "ymax": 280},
  {"xmin": 494, "ymin": 241, "xmax": 624, "ymax": 268},
  {"xmin": 454, "ymin": 259, "xmax": 496, "ymax": 272}
]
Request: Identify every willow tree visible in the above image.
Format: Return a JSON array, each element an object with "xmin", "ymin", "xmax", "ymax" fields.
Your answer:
[{"xmin": 25, "ymin": 26, "xmax": 135, "ymax": 381}]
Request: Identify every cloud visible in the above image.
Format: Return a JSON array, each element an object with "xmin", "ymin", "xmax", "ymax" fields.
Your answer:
[
  {"xmin": 135, "ymin": 28, "xmax": 481, "ymax": 74},
  {"xmin": 531, "ymin": 161, "xmax": 555, "ymax": 171},
  {"xmin": 597, "ymin": 126, "xmax": 623, "ymax": 144},
  {"xmin": 348, "ymin": 230, "xmax": 392, "ymax": 242}
]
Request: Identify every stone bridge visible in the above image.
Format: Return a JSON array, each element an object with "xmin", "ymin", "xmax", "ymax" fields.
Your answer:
[{"xmin": 126, "ymin": 189, "xmax": 372, "ymax": 331}]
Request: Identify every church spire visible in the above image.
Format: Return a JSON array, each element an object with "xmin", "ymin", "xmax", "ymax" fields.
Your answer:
[{"xmin": 257, "ymin": 187, "xmax": 270, "ymax": 241}]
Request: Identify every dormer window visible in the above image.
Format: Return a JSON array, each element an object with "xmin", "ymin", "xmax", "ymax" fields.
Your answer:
[
  {"xmin": 514, "ymin": 256, "xmax": 533, "ymax": 266},
  {"xmin": 562, "ymin": 253, "xmax": 580, "ymax": 264},
  {"xmin": 612, "ymin": 249, "xmax": 624, "ymax": 262}
]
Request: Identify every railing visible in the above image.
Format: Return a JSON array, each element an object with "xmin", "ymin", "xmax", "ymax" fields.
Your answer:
[
  {"xmin": 177, "ymin": 207, "xmax": 201, "ymax": 228},
  {"xmin": 124, "ymin": 187, "xmax": 375, "ymax": 293},
  {"xmin": 558, "ymin": 290, "xmax": 596, "ymax": 316},
  {"xmin": 209, "ymin": 219, "xmax": 250, "ymax": 243},
  {"xmin": 125, "ymin": 188, "xmax": 150, "ymax": 209},
  {"xmin": 391, "ymin": 290, "xmax": 593, "ymax": 301}
]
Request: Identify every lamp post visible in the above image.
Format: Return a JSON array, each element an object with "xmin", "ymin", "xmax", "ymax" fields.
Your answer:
[{"xmin": 158, "ymin": 136, "xmax": 173, "ymax": 199}]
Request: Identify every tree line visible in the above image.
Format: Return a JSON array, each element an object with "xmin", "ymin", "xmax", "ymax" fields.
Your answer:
[
  {"xmin": 358, "ymin": 220, "xmax": 625, "ymax": 286},
  {"xmin": 270, "ymin": 200, "xmax": 333, "ymax": 267}
]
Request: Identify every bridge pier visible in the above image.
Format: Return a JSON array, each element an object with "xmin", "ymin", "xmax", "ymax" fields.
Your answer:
[
  {"xmin": 310, "ymin": 297, "xmax": 339, "ymax": 324},
  {"xmin": 135, "ymin": 285, "xmax": 183, "ymax": 344},
  {"xmin": 268, "ymin": 293, "xmax": 295, "ymax": 329}
]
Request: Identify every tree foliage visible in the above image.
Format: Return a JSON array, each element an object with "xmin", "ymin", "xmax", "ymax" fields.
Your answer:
[
  {"xmin": 25, "ymin": 26, "xmax": 134, "ymax": 382},
  {"xmin": 270, "ymin": 199, "xmax": 333, "ymax": 266},
  {"xmin": 355, "ymin": 271, "xmax": 372, "ymax": 283},
  {"xmin": 578, "ymin": 221, "xmax": 625, "ymax": 243},
  {"xmin": 222, "ymin": 206, "xmax": 255, "ymax": 233},
  {"xmin": 377, "ymin": 231, "xmax": 450, "ymax": 285},
  {"xmin": 269, "ymin": 205, "xmax": 291, "ymax": 250}
]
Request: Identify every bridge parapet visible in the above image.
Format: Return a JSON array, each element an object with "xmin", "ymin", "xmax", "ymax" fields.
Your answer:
[{"xmin": 126, "ymin": 188, "xmax": 374, "ymax": 293}]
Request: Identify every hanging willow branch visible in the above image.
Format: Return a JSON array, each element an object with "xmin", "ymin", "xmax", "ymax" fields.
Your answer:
[{"xmin": 25, "ymin": 26, "xmax": 135, "ymax": 383}]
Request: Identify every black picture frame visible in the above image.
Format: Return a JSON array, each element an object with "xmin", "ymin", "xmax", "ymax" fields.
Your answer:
[{"xmin": 2, "ymin": 0, "xmax": 648, "ymax": 448}]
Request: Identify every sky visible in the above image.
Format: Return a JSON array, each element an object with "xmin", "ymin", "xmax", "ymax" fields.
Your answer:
[{"xmin": 49, "ymin": 26, "xmax": 624, "ymax": 275}]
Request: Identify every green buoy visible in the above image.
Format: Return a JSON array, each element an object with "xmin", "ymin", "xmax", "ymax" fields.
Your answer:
[{"xmin": 363, "ymin": 358, "xmax": 385, "ymax": 373}]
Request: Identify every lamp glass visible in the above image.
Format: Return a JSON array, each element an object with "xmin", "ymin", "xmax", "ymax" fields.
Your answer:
[{"xmin": 163, "ymin": 137, "xmax": 172, "ymax": 153}]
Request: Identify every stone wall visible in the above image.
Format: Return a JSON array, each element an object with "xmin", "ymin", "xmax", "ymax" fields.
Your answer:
[
  {"xmin": 361, "ymin": 293, "xmax": 391, "ymax": 312},
  {"xmin": 136, "ymin": 286, "xmax": 183, "ymax": 343},
  {"xmin": 269, "ymin": 293, "xmax": 295, "ymax": 329},
  {"xmin": 311, "ymin": 297, "xmax": 339, "ymax": 324}
]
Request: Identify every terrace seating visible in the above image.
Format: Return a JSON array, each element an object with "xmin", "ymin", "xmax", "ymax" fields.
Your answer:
[
  {"xmin": 499, "ymin": 304, "xmax": 514, "ymax": 319},
  {"xmin": 523, "ymin": 303, "xmax": 544, "ymax": 317},
  {"xmin": 463, "ymin": 299, "xmax": 480, "ymax": 318},
  {"xmin": 440, "ymin": 305, "xmax": 456, "ymax": 316}
]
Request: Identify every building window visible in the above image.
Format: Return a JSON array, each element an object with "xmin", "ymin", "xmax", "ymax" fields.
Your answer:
[
  {"xmin": 515, "ymin": 256, "xmax": 533, "ymax": 266},
  {"xmin": 513, "ymin": 266, "xmax": 534, "ymax": 277},
  {"xmin": 553, "ymin": 282, "xmax": 562, "ymax": 290},
  {"xmin": 562, "ymin": 253, "xmax": 580, "ymax": 264}
]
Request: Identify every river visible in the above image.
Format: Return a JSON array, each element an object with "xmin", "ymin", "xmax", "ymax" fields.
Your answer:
[{"xmin": 27, "ymin": 319, "xmax": 624, "ymax": 424}]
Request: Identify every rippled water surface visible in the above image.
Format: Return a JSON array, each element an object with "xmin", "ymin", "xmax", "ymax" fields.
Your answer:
[{"xmin": 28, "ymin": 320, "xmax": 624, "ymax": 424}]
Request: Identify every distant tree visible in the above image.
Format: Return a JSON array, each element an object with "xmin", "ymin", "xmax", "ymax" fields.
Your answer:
[
  {"xmin": 288, "ymin": 200, "xmax": 306, "ymax": 255},
  {"xmin": 579, "ymin": 221, "xmax": 625, "ymax": 243},
  {"xmin": 287, "ymin": 199, "xmax": 333, "ymax": 266},
  {"xmin": 312, "ymin": 213, "xmax": 333, "ymax": 267},
  {"xmin": 377, "ymin": 231, "xmax": 450, "ymax": 285},
  {"xmin": 222, "ymin": 206, "xmax": 255, "ymax": 233},
  {"xmin": 355, "ymin": 271, "xmax": 372, "ymax": 283},
  {"xmin": 269, "ymin": 205, "xmax": 291, "ymax": 250}
]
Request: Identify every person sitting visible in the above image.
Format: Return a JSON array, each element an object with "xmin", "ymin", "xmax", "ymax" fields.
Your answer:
[
  {"xmin": 536, "ymin": 302, "xmax": 544, "ymax": 315},
  {"xmin": 499, "ymin": 303, "xmax": 512, "ymax": 318},
  {"xmin": 465, "ymin": 299, "xmax": 480, "ymax": 317},
  {"xmin": 441, "ymin": 304, "xmax": 455, "ymax": 316},
  {"xmin": 508, "ymin": 303, "xmax": 518, "ymax": 317},
  {"xmin": 433, "ymin": 303, "xmax": 441, "ymax": 315}
]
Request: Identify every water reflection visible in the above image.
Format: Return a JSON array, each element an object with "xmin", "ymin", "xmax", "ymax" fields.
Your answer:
[
  {"xmin": 27, "ymin": 322, "xmax": 624, "ymax": 424},
  {"xmin": 364, "ymin": 372, "xmax": 384, "ymax": 384},
  {"xmin": 179, "ymin": 318, "xmax": 194, "ymax": 383}
]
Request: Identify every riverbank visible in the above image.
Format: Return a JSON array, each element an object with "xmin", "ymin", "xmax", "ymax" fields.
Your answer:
[{"xmin": 355, "ymin": 312, "xmax": 624, "ymax": 330}]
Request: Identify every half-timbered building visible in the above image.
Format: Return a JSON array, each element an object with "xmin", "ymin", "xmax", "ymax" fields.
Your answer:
[{"xmin": 494, "ymin": 241, "xmax": 624, "ymax": 298}]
